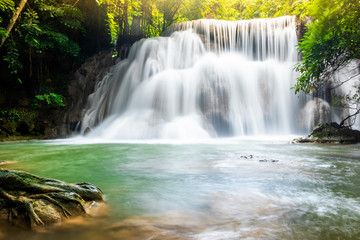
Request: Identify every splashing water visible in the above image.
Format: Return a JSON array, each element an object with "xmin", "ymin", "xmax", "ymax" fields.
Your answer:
[{"xmin": 80, "ymin": 16, "xmax": 304, "ymax": 140}]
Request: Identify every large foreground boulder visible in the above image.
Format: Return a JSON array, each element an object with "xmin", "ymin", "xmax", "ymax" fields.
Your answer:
[
  {"xmin": 296, "ymin": 122, "xmax": 360, "ymax": 143},
  {"xmin": 0, "ymin": 169, "xmax": 104, "ymax": 229}
]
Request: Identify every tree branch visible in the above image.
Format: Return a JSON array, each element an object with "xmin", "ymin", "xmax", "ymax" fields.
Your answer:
[
  {"xmin": 0, "ymin": 0, "xmax": 28, "ymax": 49},
  {"xmin": 340, "ymin": 108, "xmax": 360, "ymax": 127},
  {"xmin": 329, "ymin": 72, "xmax": 360, "ymax": 90},
  {"xmin": 72, "ymin": 0, "xmax": 80, "ymax": 7}
]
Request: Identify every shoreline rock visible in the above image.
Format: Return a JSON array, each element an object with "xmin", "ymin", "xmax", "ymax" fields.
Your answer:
[
  {"xmin": 295, "ymin": 122, "xmax": 360, "ymax": 144},
  {"xmin": 0, "ymin": 169, "xmax": 104, "ymax": 229}
]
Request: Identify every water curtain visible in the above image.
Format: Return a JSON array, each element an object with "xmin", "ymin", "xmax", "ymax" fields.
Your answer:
[{"xmin": 80, "ymin": 16, "xmax": 304, "ymax": 139}]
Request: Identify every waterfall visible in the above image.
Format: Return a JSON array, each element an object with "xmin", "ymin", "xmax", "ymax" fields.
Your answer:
[{"xmin": 80, "ymin": 16, "xmax": 305, "ymax": 139}]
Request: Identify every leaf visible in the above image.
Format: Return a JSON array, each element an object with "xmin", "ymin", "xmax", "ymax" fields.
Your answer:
[{"xmin": 0, "ymin": 0, "xmax": 15, "ymax": 12}]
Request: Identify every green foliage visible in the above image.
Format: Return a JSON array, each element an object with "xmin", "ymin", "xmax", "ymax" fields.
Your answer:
[
  {"xmin": 202, "ymin": 0, "xmax": 239, "ymax": 20},
  {"xmin": 34, "ymin": 93, "xmax": 66, "ymax": 108},
  {"xmin": 99, "ymin": 0, "xmax": 316, "ymax": 42},
  {"xmin": 294, "ymin": 0, "xmax": 360, "ymax": 94},
  {"xmin": 3, "ymin": 40, "xmax": 23, "ymax": 83},
  {"xmin": 0, "ymin": 0, "xmax": 14, "ymax": 39},
  {"xmin": 0, "ymin": 109, "xmax": 21, "ymax": 122},
  {"xmin": 294, "ymin": 0, "xmax": 360, "ymax": 126},
  {"xmin": 38, "ymin": 28, "xmax": 81, "ymax": 56},
  {"xmin": 19, "ymin": 1, "xmax": 83, "ymax": 57},
  {"xmin": 0, "ymin": 27, "xmax": 8, "ymax": 39},
  {"xmin": 0, "ymin": 107, "xmax": 39, "ymax": 136},
  {"xmin": 0, "ymin": 0, "xmax": 14, "ymax": 12},
  {"xmin": 1, "ymin": 0, "xmax": 85, "ymax": 87},
  {"xmin": 22, "ymin": 9, "xmax": 42, "ymax": 49}
]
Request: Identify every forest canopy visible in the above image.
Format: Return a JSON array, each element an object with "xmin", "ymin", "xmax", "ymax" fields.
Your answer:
[
  {"xmin": 0, "ymin": 0, "xmax": 109, "ymax": 98},
  {"xmin": 1, "ymin": 0, "xmax": 356, "ymax": 88},
  {"xmin": 0, "ymin": 0, "xmax": 312, "ymax": 94},
  {"xmin": 99, "ymin": 0, "xmax": 312, "ymax": 42}
]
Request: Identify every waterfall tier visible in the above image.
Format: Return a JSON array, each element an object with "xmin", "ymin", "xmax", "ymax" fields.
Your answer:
[
  {"xmin": 166, "ymin": 16, "xmax": 298, "ymax": 61},
  {"xmin": 80, "ymin": 16, "xmax": 304, "ymax": 139}
]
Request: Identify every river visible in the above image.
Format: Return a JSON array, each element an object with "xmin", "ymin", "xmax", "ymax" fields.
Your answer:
[{"xmin": 1, "ymin": 137, "xmax": 359, "ymax": 239}]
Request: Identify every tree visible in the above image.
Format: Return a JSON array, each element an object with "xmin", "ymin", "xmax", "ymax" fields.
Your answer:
[
  {"xmin": 294, "ymin": 0, "xmax": 360, "ymax": 127},
  {"xmin": 0, "ymin": 0, "xmax": 27, "ymax": 48},
  {"xmin": 0, "ymin": 0, "xmax": 14, "ymax": 40},
  {"xmin": 157, "ymin": 0, "xmax": 185, "ymax": 32},
  {"xmin": 0, "ymin": 169, "xmax": 103, "ymax": 228},
  {"xmin": 0, "ymin": 0, "xmax": 111, "ymax": 116},
  {"xmin": 202, "ymin": 0, "xmax": 240, "ymax": 20},
  {"xmin": 0, "ymin": 0, "xmax": 85, "ymax": 85}
]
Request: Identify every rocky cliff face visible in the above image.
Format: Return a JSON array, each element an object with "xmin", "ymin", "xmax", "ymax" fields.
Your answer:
[
  {"xmin": 56, "ymin": 49, "xmax": 114, "ymax": 138},
  {"xmin": 296, "ymin": 16, "xmax": 312, "ymax": 40},
  {"xmin": 52, "ymin": 38, "xmax": 145, "ymax": 138}
]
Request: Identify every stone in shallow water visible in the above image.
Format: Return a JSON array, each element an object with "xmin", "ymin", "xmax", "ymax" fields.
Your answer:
[
  {"xmin": 258, "ymin": 159, "xmax": 279, "ymax": 163},
  {"xmin": 296, "ymin": 122, "xmax": 360, "ymax": 143}
]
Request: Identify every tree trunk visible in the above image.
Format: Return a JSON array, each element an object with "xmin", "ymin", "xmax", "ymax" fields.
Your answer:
[
  {"xmin": 122, "ymin": 0, "xmax": 129, "ymax": 35},
  {"xmin": 0, "ymin": 169, "xmax": 104, "ymax": 228},
  {"xmin": 0, "ymin": 0, "xmax": 28, "ymax": 48}
]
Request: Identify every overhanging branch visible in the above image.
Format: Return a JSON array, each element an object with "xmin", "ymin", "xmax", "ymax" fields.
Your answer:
[{"xmin": 0, "ymin": 0, "xmax": 28, "ymax": 49}]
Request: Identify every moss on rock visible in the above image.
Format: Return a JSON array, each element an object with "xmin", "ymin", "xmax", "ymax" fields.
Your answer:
[{"xmin": 296, "ymin": 122, "xmax": 360, "ymax": 143}]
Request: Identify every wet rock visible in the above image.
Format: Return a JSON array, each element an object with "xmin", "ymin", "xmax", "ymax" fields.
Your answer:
[
  {"xmin": 301, "ymin": 97, "xmax": 330, "ymax": 130},
  {"xmin": 198, "ymin": 75, "xmax": 231, "ymax": 137},
  {"xmin": 295, "ymin": 122, "xmax": 360, "ymax": 143},
  {"xmin": 0, "ymin": 169, "xmax": 104, "ymax": 229},
  {"xmin": 259, "ymin": 159, "xmax": 279, "ymax": 163},
  {"xmin": 63, "ymin": 49, "xmax": 115, "ymax": 136},
  {"xmin": 296, "ymin": 16, "xmax": 312, "ymax": 40},
  {"xmin": 17, "ymin": 97, "xmax": 32, "ymax": 107},
  {"xmin": 83, "ymin": 127, "xmax": 91, "ymax": 135},
  {"xmin": 44, "ymin": 127, "xmax": 57, "ymax": 139},
  {"xmin": 240, "ymin": 155, "xmax": 253, "ymax": 159}
]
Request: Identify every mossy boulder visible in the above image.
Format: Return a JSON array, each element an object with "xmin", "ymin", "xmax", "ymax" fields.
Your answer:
[
  {"xmin": 0, "ymin": 169, "xmax": 104, "ymax": 229},
  {"xmin": 0, "ymin": 108, "xmax": 40, "ymax": 140},
  {"xmin": 296, "ymin": 122, "xmax": 360, "ymax": 143}
]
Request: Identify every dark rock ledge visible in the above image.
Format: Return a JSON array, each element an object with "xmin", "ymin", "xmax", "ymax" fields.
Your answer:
[
  {"xmin": 295, "ymin": 122, "xmax": 360, "ymax": 144},
  {"xmin": 0, "ymin": 169, "xmax": 104, "ymax": 229}
]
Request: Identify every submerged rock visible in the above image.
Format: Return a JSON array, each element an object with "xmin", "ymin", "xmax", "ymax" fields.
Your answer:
[
  {"xmin": 240, "ymin": 155, "xmax": 253, "ymax": 159},
  {"xmin": 259, "ymin": 159, "xmax": 279, "ymax": 163},
  {"xmin": 0, "ymin": 169, "xmax": 104, "ymax": 229},
  {"xmin": 0, "ymin": 161, "xmax": 16, "ymax": 166},
  {"xmin": 295, "ymin": 122, "xmax": 360, "ymax": 143}
]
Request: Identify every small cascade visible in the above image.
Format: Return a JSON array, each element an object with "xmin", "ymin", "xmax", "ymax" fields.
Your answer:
[
  {"xmin": 79, "ymin": 16, "xmax": 349, "ymax": 140},
  {"xmin": 331, "ymin": 60, "xmax": 360, "ymax": 129},
  {"xmin": 166, "ymin": 17, "xmax": 297, "ymax": 61},
  {"xmin": 300, "ymin": 60, "xmax": 360, "ymax": 131}
]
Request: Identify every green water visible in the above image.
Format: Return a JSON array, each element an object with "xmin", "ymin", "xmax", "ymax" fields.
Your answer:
[{"xmin": 0, "ymin": 138, "xmax": 360, "ymax": 239}]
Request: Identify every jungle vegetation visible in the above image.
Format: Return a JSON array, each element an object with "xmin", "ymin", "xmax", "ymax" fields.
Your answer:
[
  {"xmin": 294, "ymin": 0, "xmax": 360, "ymax": 127},
  {"xmin": 0, "ymin": 0, "xmax": 359, "ymax": 137}
]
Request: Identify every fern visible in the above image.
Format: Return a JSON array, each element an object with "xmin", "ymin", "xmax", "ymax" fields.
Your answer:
[{"xmin": 34, "ymin": 93, "xmax": 66, "ymax": 108}]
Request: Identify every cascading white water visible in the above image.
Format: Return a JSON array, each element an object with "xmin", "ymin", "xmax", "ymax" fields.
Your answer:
[
  {"xmin": 80, "ymin": 16, "xmax": 304, "ymax": 139},
  {"xmin": 299, "ymin": 60, "xmax": 360, "ymax": 132},
  {"xmin": 331, "ymin": 60, "xmax": 360, "ymax": 129}
]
